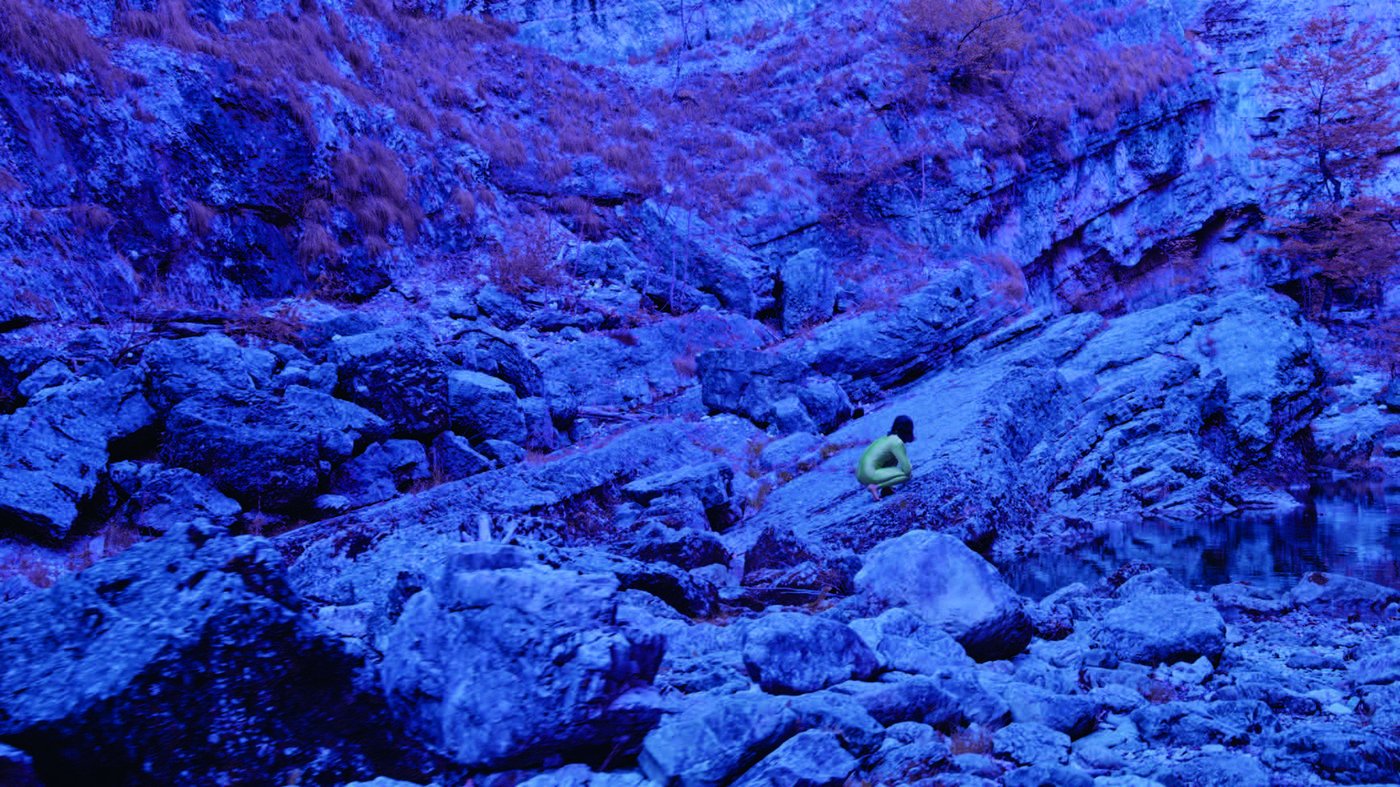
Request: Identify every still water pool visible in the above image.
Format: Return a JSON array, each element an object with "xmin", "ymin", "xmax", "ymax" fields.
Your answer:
[{"xmin": 1002, "ymin": 483, "xmax": 1400, "ymax": 600}]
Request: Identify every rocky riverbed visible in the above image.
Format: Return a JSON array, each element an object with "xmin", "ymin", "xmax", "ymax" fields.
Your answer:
[{"xmin": 2, "ymin": 0, "xmax": 1400, "ymax": 784}]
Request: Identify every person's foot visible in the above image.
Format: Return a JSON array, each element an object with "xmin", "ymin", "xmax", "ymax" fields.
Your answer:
[
  {"xmin": 867, "ymin": 483, "xmax": 881, "ymax": 502},
  {"xmin": 881, "ymin": 485, "xmax": 897, "ymax": 499}
]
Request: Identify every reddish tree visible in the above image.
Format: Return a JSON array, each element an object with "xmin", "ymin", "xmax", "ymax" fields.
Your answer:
[{"xmin": 1255, "ymin": 8, "xmax": 1400, "ymax": 309}]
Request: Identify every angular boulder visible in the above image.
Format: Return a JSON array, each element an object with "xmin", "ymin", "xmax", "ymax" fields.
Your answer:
[
  {"xmin": 741, "ymin": 612, "xmax": 879, "ymax": 694},
  {"xmin": 139, "ymin": 334, "xmax": 276, "ymax": 411},
  {"xmin": 107, "ymin": 463, "xmax": 242, "ymax": 534},
  {"xmin": 327, "ymin": 325, "xmax": 450, "ymax": 436},
  {"xmin": 1096, "ymin": 594, "xmax": 1225, "ymax": 666},
  {"xmin": 639, "ymin": 693, "xmax": 799, "ymax": 787},
  {"xmin": 427, "ymin": 431, "xmax": 492, "ymax": 481},
  {"xmin": 1288, "ymin": 572, "xmax": 1400, "ymax": 622},
  {"xmin": 854, "ymin": 531, "xmax": 1032, "ymax": 661},
  {"xmin": 162, "ymin": 386, "xmax": 386, "ymax": 510},
  {"xmin": 0, "ymin": 371, "xmax": 154, "ymax": 540},
  {"xmin": 446, "ymin": 369, "xmax": 527, "ymax": 444},
  {"xmin": 778, "ymin": 249, "xmax": 836, "ymax": 335},
  {"xmin": 329, "ymin": 439, "xmax": 431, "ymax": 508},
  {"xmin": 730, "ymin": 730, "xmax": 857, "ymax": 787},
  {"xmin": 696, "ymin": 349, "xmax": 851, "ymax": 434},
  {"xmin": 381, "ymin": 545, "xmax": 666, "ymax": 769},
  {"xmin": 0, "ymin": 523, "xmax": 399, "ymax": 785}
]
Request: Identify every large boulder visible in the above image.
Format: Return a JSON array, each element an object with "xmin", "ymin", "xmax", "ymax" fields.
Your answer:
[
  {"xmin": 105, "ymin": 463, "xmax": 242, "ymax": 534},
  {"xmin": 139, "ymin": 334, "xmax": 277, "ymax": 411},
  {"xmin": 854, "ymin": 531, "xmax": 1032, "ymax": 661},
  {"xmin": 381, "ymin": 545, "xmax": 666, "ymax": 769},
  {"xmin": 778, "ymin": 249, "xmax": 836, "ymax": 335},
  {"xmin": 327, "ymin": 325, "xmax": 450, "ymax": 436},
  {"xmin": 1287, "ymin": 572, "xmax": 1400, "ymax": 621},
  {"xmin": 162, "ymin": 386, "xmax": 386, "ymax": 510},
  {"xmin": 0, "ymin": 371, "xmax": 154, "ymax": 540},
  {"xmin": 446, "ymin": 369, "xmax": 527, "ymax": 444},
  {"xmin": 741, "ymin": 612, "xmax": 879, "ymax": 694},
  {"xmin": 0, "ymin": 523, "xmax": 401, "ymax": 785},
  {"xmin": 328, "ymin": 439, "xmax": 431, "ymax": 508},
  {"xmin": 697, "ymin": 349, "xmax": 851, "ymax": 434},
  {"xmin": 1095, "ymin": 594, "xmax": 1225, "ymax": 666},
  {"xmin": 730, "ymin": 730, "xmax": 857, "ymax": 787},
  {"xmin": 441, "ymin": 323, "xmax": 546, "ymax": 398},
  {"xmin": 639, "ymin": 693, "xmax": 799, "ymax": 787}
]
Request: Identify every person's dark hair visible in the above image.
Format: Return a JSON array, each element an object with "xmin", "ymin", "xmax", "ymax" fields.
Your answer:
[{"xmin": 890, "ymin": 415, "xmax": 915, "ymax": 442}]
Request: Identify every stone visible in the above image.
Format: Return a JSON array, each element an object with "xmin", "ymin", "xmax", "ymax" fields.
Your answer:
[
  {"xmin": 828, "ymin": 675, "xmax": 962, "ymax": 729},
  {"xmin": 1001, "ymin": 764, "xmax": 1094, "ymax": 787},
  {"xmin": 639, "ymin": 693, "xmax": 799, "ymax": 787},
  {"xmin": 14, "ymin": 359, "xmax": 73, "ymax": 398},
  {"xmin": 628, "ymin": 523, "xmax": 731, "ymax": 570},
  {"xmin": 696, "ymin": 349, "xmax": 851, "ymax": 434},
  {"xmin": 447, "ymin": 369, "xmax": 528, "ymax": 444},
  {"xmin": 758, "ymin": 432, "xmax": 823, "ymax": 471},
  {"xmin": 0, "ymin": 743, "xmax": 39, "ymax": 787},
  {"xmin": 329, "ymin": 439, "xmax": 431, "ymax": 507},
  {"xmin": 1000, "ymin": 683, "xmax": 1100, "ymax": 739},
  {"xmin": 849, "ymin": 607, "xmax": 976, "ymax": 675},
  {"xmin": 1096, "ymin": 594, "xmax": 1225, "ymax": 666},
  {"xmin": 787, "ymin": 692, "xmax": 886, "ymax": 756},
  {"xmin": 1157, "ymin": 751, "xmax": 1269, "ymax": 787},
  {"xmin": 562, "ymin": 550, "xmax": 720, "ymax": 618},
  {"xmin": 741, "ymin": 612, "xmax": 879, "ymax": 694},
  {"xmin": 111, "ymin": 464, "xmax": 242, "ymax": 534},
  {"xmin": 992, "ymin": 722, "xmax": 1071, "ymax": 766},
  {"xmin": 854, "ymin": 530, "xmax": 1032, "ymax": 661},
  {"xmin": 0, "ymin": 372, "xmax": 154, "ymax": 540},
  {"xmin": 162, "ymin": 387, "xmax": 386, "ymax": 510},
  {"xmin": 327, "ymin": 325, "xmax": 450, "ymax": 436},
  {"xmin": 1288, "ymin": 572, "xmax": 1400, "ymax": 621},
  {"xmin": 381, "ymin": 546, "xmax": 665, "ymax": 768},
  {"xmin": 779, "ymin": 248, "xmax": 836, "ymax": 334},
  {"xmin": 1276, "ymin": 724, "xmax": 1400, "ymax": 784},
  {"xmin": 730, "ymin": 730, "xmax": 857, "ymax": 787},
  {"xmin": 1351, "ymin": 636, "xmax": 1400, "ymax": 685},
  {"xmin": 1130, "ymin": 701, "xmax": 1272, "ymax": 748},
  {"xmin": 442, "ymin": 322, "xmax": 546, "ymax": 398},
  {"xmin": 427, "ymin": 431, "xmax": 492, "ymax": 481},
  {"xmin": 139, "ymin": 334, "xmax": 276, "ymax": 411},
  {"xmin": 0, "ymin": 523, "xmax": 400, "ymax": 785}
]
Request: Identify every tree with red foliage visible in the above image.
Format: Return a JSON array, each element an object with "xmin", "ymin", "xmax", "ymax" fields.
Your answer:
[{"xmin": 1255, "ymin": 8, "xmax": 1400, "ymax": 311}]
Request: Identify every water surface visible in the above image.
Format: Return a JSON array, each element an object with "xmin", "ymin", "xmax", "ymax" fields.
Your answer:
[{"xmin": 1003, "ymin": 482, "xmax": 1400, "ymax": 600}]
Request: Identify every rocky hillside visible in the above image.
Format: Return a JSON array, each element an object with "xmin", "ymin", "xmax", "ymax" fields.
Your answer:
[{"xmin": 1, "ymin": 0, "xmax": 1399, "ymax": 784}]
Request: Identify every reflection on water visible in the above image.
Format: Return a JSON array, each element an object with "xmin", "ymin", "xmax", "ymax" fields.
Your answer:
[{"xmin": 1003, "ymin": 483, "xmax": 1400, "ymax": 600}]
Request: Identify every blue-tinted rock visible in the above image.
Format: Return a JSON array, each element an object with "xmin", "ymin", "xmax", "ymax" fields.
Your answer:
[
  {"xmin": 992, "ymin": 722, "xmax": 1070, "ymax": 766},
  {"xmin": 1000, "ymin": 683, "xmax": 1100, "ymax": 739},
  {"xmin": 162, "ymin": 387, "xmax": 386, "ymax": 510},
  {"xmin": 639, "ymin": 693, "xmax": 798, "ymax": 787},
  {"xmin": 787, "ymin": 692, "xmax": 885, "ymax": 756},
  {"xmin": 0, "ymin": 523, "xmax": 399, "ymax": 785},
  {"xmin": 696, "ymin": 349, "xmax": 851, "ymax": 434},
  {"xmin": 0, "ymin": 372, "xmax": 154, "ymax": 540},
  {"xmin": 442, "ymin": 323, "xmax": 545, "ymax": 398},
  {"xmin": 1002, "ymin": 764, "xmax": 1093, "ymax": 787},
  {"xmin": 1351, "ymin": 636, "xmax": 1400, "ymax": 686},
  {"xmin": 741, "ymin": 612, "xmax": 878, "ymax": 694},
  {"xmin": 381, "ymin": 546, "xmax": 664, "ymax": 769},
  {"xmin": 15, "ymin": 359, "xmax": 73, "ymax": 398},
  {"xmin": 1096, "ymin": 594, "xmax": 1224, "ymax": 665},
  {"xmin": 427, "ymin": 431, "xmax": 492, "ymax": 481},
  {"xmin": 828, "ymin": 675, "xmax": 961, "ymax": 728},
  {"xmin": 849, "ymin": 607, "xmax": 975, "ymax": 675},
  {"xmin": 1157, "ymin": 751, "xmax": 1269, "ymax": 787},
  {"xmin": 140, "ymin": 334, "xmax": 276, "ymax": 411},
  {"xmin": 0, "ymin": 743, "xmax": 39, "ymax": 787},
  {"xmin": 779, "ymin": 248, "xmax": 836, "ymax": 335},
  {"xmin": 328, "ymin": 325, "xmax": 450, "ymax": 436},
  {"xmin": 1130, "ymin": 700, "xmax": 1271, "ymax": 747},
  {"xmin": 855, "ymin": 530, "xmax": 1032, "ymax": 662},
  {"xmin": 730, "ymin": 729, "xmax": 857, "ymax": 787},
  {"xmin": 1288, "ymin": 572, "xmax": 1400, "ymax": 622},
  {"xmin": 629, "ymin": 523, "xmax": 731, "ymax": 570},
  {"xmin": 447, "ymin": 369, "xmax": 527, "ymax": 444},
  {"xmin": 1276, "ymin": 724, "xmax": 1400, "ymax": 784},
  {"xmin": 109, "ymin": 464, "xmax": 241, "ymax": 534},
  {"xmin": 330, "ymin": 439, "xmax": 431, "ymax": 508}
]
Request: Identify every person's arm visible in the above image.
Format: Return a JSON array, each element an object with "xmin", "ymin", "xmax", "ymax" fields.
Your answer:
[{"xmin": 892, "ymin": 438, "xmax": 911, "ymax": 476}]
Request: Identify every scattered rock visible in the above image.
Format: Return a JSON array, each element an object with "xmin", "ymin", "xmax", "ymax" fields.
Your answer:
[
  {"xmin": 992, "ymin": 722, "xmax": 1071, "ymax": 766},
  {"xmin": 639, "ymin": 693, "xmax": 799, "ymax": 787},
  {"xmin": 0, "ymin": 523, "xmax": 401, "ymax": 785},
  {"xmin": 1096, "ymin": 594, "xmax": 1225, "ymax": 665},
  {"xmin": 328, "ymin": 325, "xmax": 450, "ymax": 436},
  {"xmin": 741, "ymin": 612, "xmax": 879, "ymax": 694},
  {"xmin": 730, "ymin": 730, "xmax": 857, "ymax": 787},
  {"xmin": 381, "ymin": 545, "xmax": 665, "ymax": 769},
  {"xmin": 854, "ymin": 530, "xmax": 1032, "ymax": 661},
  {"xmin": 1288, "ymin": 572, "xmax": 1400, "ymax": 621},
  {"xmin": 447, "ymin": 369, "xmax": 528, "ymax": 444},
  {"xmin": 427, "ymin": 431, "xmax": 492, "ymax": 481},
  {"xmin": 329, "ymin": 439, "xmax": 431, "ymax": 508}
]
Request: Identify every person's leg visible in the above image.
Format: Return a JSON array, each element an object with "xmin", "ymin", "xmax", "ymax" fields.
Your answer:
[{"xmin": 865, "ymin": 467, "xmax": 909, "ymax": 500}]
